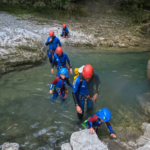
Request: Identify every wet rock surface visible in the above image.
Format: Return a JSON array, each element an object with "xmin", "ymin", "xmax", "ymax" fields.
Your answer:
[
  {"xmin": 61, "ymin": 129, "xmax": 108, "ymax": 150},
  {"xmin": 2, "ymin": 142, "xmax": 19, "ymax": 150}
]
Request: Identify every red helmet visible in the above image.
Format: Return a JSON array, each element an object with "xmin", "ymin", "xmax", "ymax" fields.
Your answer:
[
  {"xmin": 63, "ymin": 24, "xmax": 66, "ymax": 28},
  {"xmin": 56, "ymin": 46, "xmax": 63, "ymax": 55},
  {"xmin": 82, "ymin": 64, "xmax": 94, "ymax": 78},
  {"xmin": 49, "ymin": 30, "xmax": 54, "ymax": 36}
]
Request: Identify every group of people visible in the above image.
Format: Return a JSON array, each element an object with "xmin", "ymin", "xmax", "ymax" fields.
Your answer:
[{"xmin": 45, "ymin": 24, "xmax": 116, "ymax": 138}]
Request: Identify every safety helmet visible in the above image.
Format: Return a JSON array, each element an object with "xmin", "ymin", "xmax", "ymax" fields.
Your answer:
[
  {"xmin": 82, "ymin": 64, "xmax": 93, "ymax": 78},
  {"xmin": 56, "ymin": 46, "xmax": 63, "ymax": 55},
  {"xmin": 63, "ymin": 24, "xmax": 66, "ymax": 28},
  {"xmin": 60, "ymin": 68, "xmax": 68, "ymax": 76},
  {"xmin": 74, "ymin": 68, "xmax": 79, "ymax": 75},
  {"xmin": 49, "ymin": 30, "xmax": 54, "ymax": 36},
  {"xmin": 96, "ymin": 108, "xmax": 111, "ymax": 122}
]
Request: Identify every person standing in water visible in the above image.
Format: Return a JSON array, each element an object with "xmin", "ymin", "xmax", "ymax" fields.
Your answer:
[
  {"xmin": 51, "ymin": 46, "xmax": 73, "ymax": 77},
  {"xmin": 60, "ymin": 24, "xmax": 69, "ymax": 38},
  {"xmin": 82, "ymin": 108, "xmax": 116, "ymax": 138},
  {"xmin": 49, "ymin": 68, "xmax": 73, "ymax": 101},
  {"xmin": 45, "ymin": 30, "xmax": 61, "ymax": 65},
  {"xmin": 72, "ymin": 64, "xmax": 101, "ymax": 120}
]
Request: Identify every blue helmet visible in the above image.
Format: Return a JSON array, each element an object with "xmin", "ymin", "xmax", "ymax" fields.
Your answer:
[
  {"xmin": 96, "ymin": 108, "xmax": 111, "ymax": 122},
  {"xmin": 60, "ymin": 68, "xmax": 68, "ymax": 76}
]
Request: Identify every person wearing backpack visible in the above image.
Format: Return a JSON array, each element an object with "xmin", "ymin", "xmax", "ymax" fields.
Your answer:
[
  {"xmin": 45, "ymin": 30, "xmax": 61, "ymax": 65},
  {"xmin": 72, "ymin": 64, "xmax": 101, "ymax": 120},
  {"xmin": 49, "ymin": 68, "xmax": 73, "ymax": 101},
  {"xmin": 51, "ymin": 46, "xmax": 73, "ymax": 77}
]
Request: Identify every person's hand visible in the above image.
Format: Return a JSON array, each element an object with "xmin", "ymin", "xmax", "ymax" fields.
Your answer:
[
  {"xmin": 111, "ymin": 133, "xmax": 116, "ymax": 138},
  {"xmin": 70, "ymin": 68, "xmax": 73, "ymax": 74},
  {"xmin": 90, "ymin": 127, "xmax": 95, "ymax": 134},
  {"xmin": 51, "ymin": 68, "xmax": 54, "ymax": 74},
  {"xmin": 49, "ymin": 90, "xmax": 53, "ymax": 94},
  {"xmin": 91, "ymin": 93, "xmax": 98, "ymax": 101},
  {"xmin": 76, "ymin": 105, "xmax": 82, "ymax": 114},
  {"xmin": 49, "ymin": 38, "xmax": 52, "ymax": 42}
]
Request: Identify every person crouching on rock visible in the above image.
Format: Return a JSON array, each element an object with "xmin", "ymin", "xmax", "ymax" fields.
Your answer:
[
  {"xmin": 82, "ymin": 108, "xmax": 116, "ymax": 138},
  {"xmin": 49, "ymin": 68, "xmax": 73, "ymax": 101},
  {"xmin": 60, "ymin": 24, "xmax": 69, "ymax": 38},
  {"xmin": 45, "ymin": 30, "xmax": 61, "ymax": 65},
  {"xmin": 51, "ymin": 46, "xmax": 73, "ymax": 77},
  {"xmin": 72, "ymin": 64, "xmax": 101, "ymax": 120}
]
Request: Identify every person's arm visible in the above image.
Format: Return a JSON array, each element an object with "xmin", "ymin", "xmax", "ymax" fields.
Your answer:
[
  {"xmin": 45, "ymin": 37, "xmax": 50, "ymax": 46},
  {"xmin": 50, "ymin": 77, "xmax": 60, "ymax": 90},
  {"xmin": 72, "ymin": 78, "xmax": 80, "ymax": 106},
  {"xmin": 66, "ymin": 54, "xmax": 72, "ymax": 68},
  {"xmin": 66, "ymin": 78, "xmax": 73, "ymax": 88},
  {"xmin": 67, "ymin": 28, "xmax": 69, "ymax": 34},
  {"xmin": 45, "ymin": 37, "xmax": 52, "ymax": 46},
  {"xmin": 95, "ymin": 74, "xmax": 101, "ymax": 94},
  {"xmin": 106, "ymin": 122, "xmax": 113, "ymax": 134},
  {"xmin": 87, "ymin": 115, "xmax": 98, "ymax": 128},
  {"xmin": 58, "ymin": 38, "xmax": 61, "ymax": 47}
]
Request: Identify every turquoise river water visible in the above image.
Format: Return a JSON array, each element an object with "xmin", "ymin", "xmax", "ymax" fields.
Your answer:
[{"xmin": 0, "ymin": 47, "xmax": 150, "ymax": 150}]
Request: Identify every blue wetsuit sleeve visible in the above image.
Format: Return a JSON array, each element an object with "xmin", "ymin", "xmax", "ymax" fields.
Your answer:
[
  {"xmin": 50, "ymin": 83, "xmax": 54, "ymax": 90},
  {"xmin": 108, "ymin": 125, "xmax": 113, "ymax": 134},
  {"xmin": 45, "ymin": 37, "xmax": 50, "ymax": 46},
  {"xmin": 67, "ymin": 28, "xmax": 69, "ymax": 34},
  {"xmin": 65, "ymin": 54, "xmax": 72, "ymax": 68},
  {"xmin": 72, "ymin": 78, "xmax": 80, "ymax": 105},
  {"xmin": 95, "ymin": 74, "xmax": 101, "ymax": 94},
  {"xmin": 58, "ymin": 38, "xmax": 61, "ymax": 46},
  {"xmin": 87, "ymin": 120, "xmax": 92, "ymax": 128},
  {"xmin": 68, "ymin": 82, "xmax": 73, "ymax": 88}
]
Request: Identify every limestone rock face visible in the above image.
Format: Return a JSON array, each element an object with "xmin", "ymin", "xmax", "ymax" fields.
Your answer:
[
  {"xmin": 0, "ymin": 28, "xmax": 46, "ymax": 74},
  {"xmin": 2, "ymin": 143, "xmax": 19, "ymax": 150}
]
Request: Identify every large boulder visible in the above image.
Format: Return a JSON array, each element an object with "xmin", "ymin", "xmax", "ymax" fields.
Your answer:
[
  {"xmin": 2, "ymin": 143, "xmax": 19, "ymax": 150},
  {"xmin": 0, "ymin": 28, "xmax": 46, "ymax": 74},
  {"xmin": 61, "ymin": 129, "xmax": 108, "ymax": 150}
]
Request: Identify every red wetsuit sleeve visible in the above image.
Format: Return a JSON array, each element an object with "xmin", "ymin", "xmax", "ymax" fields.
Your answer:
[
  {"xmin": 52, "ymin": 77, "xmax": 60, "ymax": 84},
  {"xmin": 66, "ymin": 78, "xmax": 69, "ymax": 84},
  {"xmin": 89, "ymin": 115, "xmax": 98, "ymax": 123},
  {"xmin": 105, "ymin": 122, "xmax": 111, "ymax": 126}
]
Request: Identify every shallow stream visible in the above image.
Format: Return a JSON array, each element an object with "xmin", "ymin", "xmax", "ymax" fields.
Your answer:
[{"xmin": 0, "ymin": 47, "xmax": 149, "ymax": 149}]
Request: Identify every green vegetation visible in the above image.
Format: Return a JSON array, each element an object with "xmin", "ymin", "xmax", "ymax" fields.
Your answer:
[
  {"xmin": 115, "ymin": 0, "xmax": 150, "ymax": 23},
  {"xmin": 0, "ymin": 0, "xmax": 87, "ymax": 20}
]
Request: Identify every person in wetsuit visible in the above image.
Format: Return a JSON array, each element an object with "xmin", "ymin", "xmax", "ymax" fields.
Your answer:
[
  {"xmin": 45, "ymin": 30, "xmax": 61, "ymax": 65},
  {"xmin": 85, "ymin": 108, "xmax": 116, "ymax": 138},
  {"xmin": 60, "ymin": 24, "xmax": 69, "ymax": 38},
  {"xmin": 49, "ymin": 68, "xmax": 73, "ymax": 101},
  {"xmin": 72, "ymin": 64, "xmax": 101, "ymax": 120},
  {"xmin": 51, "ymin": 46, "xmax": 73, "ymax": 77}
]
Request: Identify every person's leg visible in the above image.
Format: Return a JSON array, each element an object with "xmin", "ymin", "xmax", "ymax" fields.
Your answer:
[
  {"xmin": 65, "ymin": 31, "xmax": 68, "ymax": 38},
  {"xmin": 87, "ymin": 99, "xmax": 93, "ymax": 112},
  {"xmin": 48, "ymin": 51, "xmax": 52, "ymax": 64},
  {"xmin": 60, "ymin": 91, "xmax": 66, "ymax": 101},
  {"xmin": 77, "ymin": 95, "xmax": 85, "ymax": 120},
  {"xmin": 50, "ymin": 91, "xmax": 58, "ymax": 100}
]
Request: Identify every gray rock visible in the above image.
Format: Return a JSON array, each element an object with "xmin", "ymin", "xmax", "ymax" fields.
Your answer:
[
  {"xmin": 70, "ymin": 129, "xmax": 108, "ymax": 150},
  {"xmin": 2, "ymin": 142, "xmax": 19, "ymax": 150},
  {"xmin": 61, "ymin": 143, "xmax": 72, "ymax": 150}
]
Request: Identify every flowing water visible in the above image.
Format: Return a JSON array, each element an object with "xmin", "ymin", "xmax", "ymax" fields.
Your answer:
[{"xmin": 0, "ymin": 47, "xmax": 150, "ymax": 150}]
